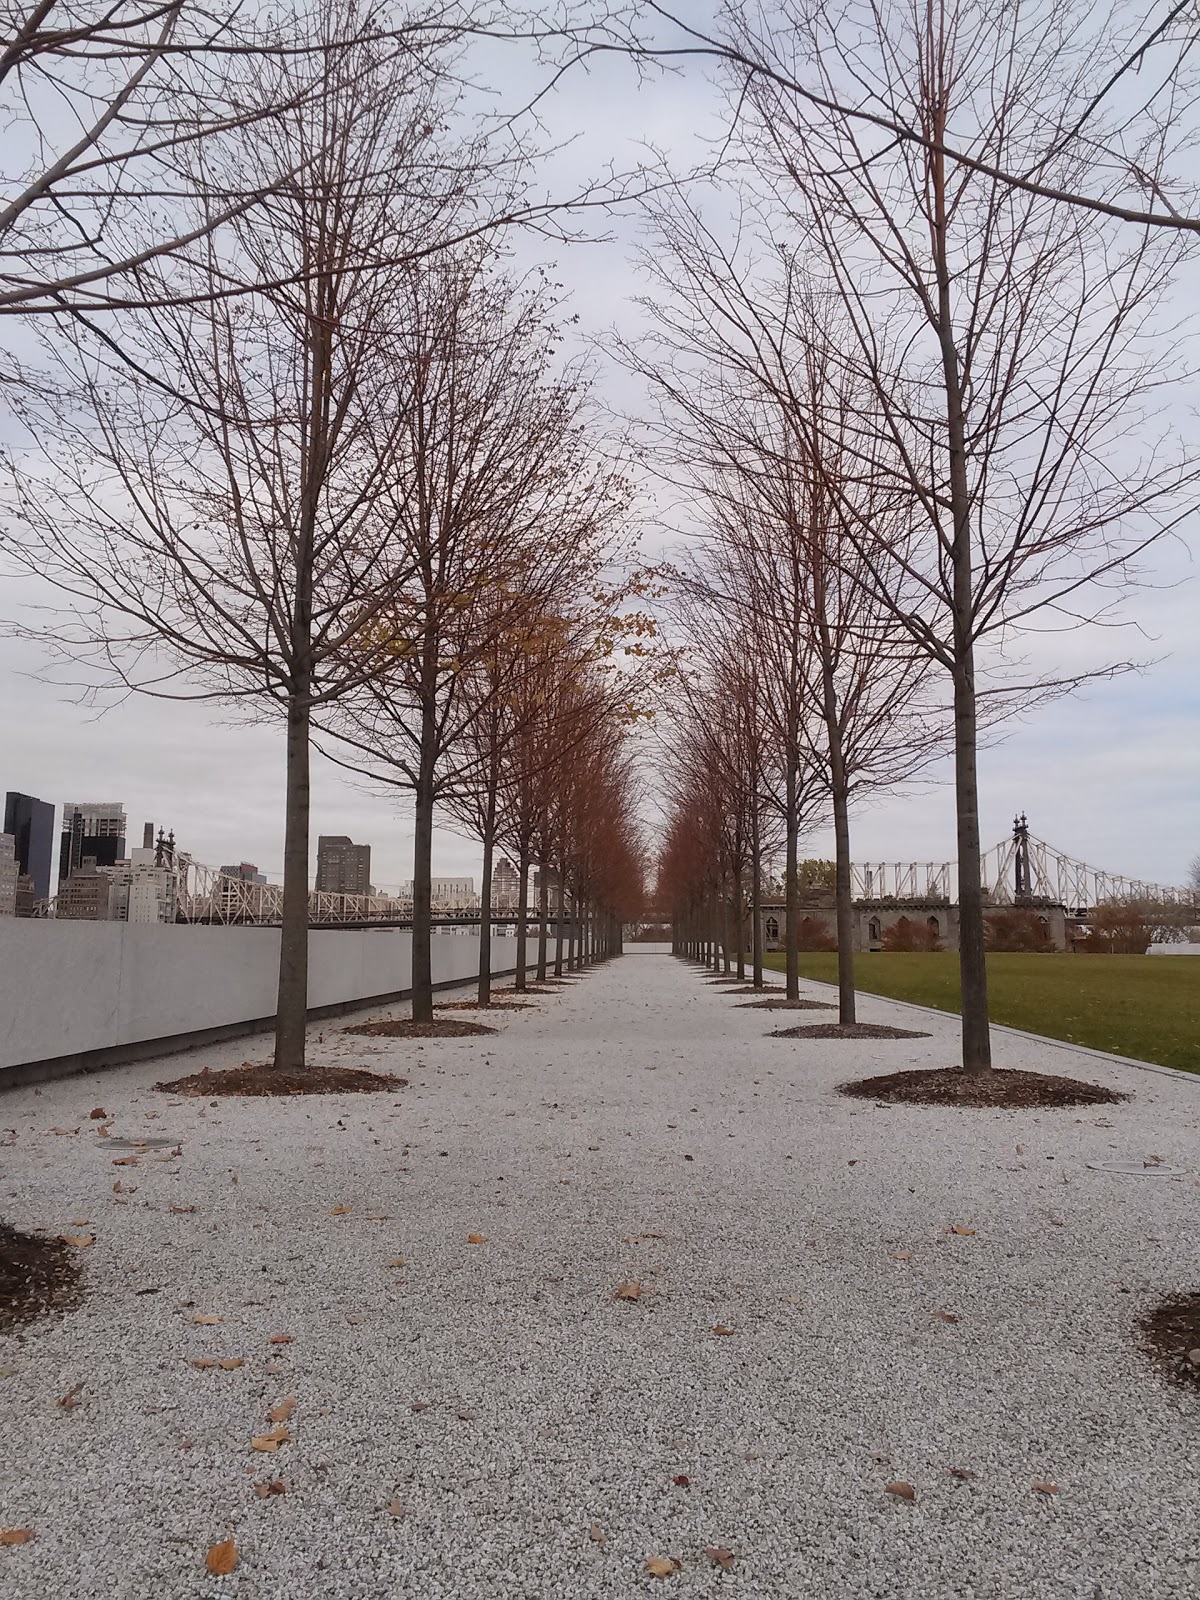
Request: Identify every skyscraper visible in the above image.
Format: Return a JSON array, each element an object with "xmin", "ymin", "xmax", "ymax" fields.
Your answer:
[
  {"xmin": 0, "ymin": 834, "xmax": 17, "ymax": 916},
  {"xmin": 315, "ymin": 835, "xmax": 371, "ymax": 895},
  {"xmin": 3, "ymin": 792, "xmax": 55, "ymax": 901},
  {"xmin": 60, "ymin": 802, "xmax": 126, "ymax": 881}
]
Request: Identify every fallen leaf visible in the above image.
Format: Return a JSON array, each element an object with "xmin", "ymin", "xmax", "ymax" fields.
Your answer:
[
  {"xmin": 712, "ymin": 1324, "xmax": 736, "ymax": 1336},
  {"xmin": 885, "ymin": 1481, "xmax": 916, "ymax": 1500},
  {"xmin": 251, "ymin": 1426, "xmax": 290, "ymax": 1453},
  {"xmin": 205, "ymin": 1538, "xmax": 238, "ymax": 1574},
  {"xmin": 467, "ymin": 1233, "xmax": 487, "ymax": 1244},
  {"xmin": 950, "ymin": 1225, "xmax": 976, "ymax": 1236},
  {"xmin": 193, "ymin": 1314, "xmax": 223, "ymax": 1326},
  {"xmin": 69, "ymin": 1218, "xmax": 89, "ymax": 1226},
  {"xmin": 589, "ymin": 1524, "xmax": 606, "ymax": 1543},
  {"xmin": 329, "ymin": 1206, "xmax": 352, "ymax": 1216},
  {"xmin": 0, "ymin": 1529, "xmax": 34, "ymax": 1546},
  {"xmin": 386, "ymin": 1258, "xmax": 407, "ymax": 1268},
  {"xmin": 410, "ymin": 1401, "xmax": 430, "ymax": 1412},
  {"xmin": 57, "ymin": 1234, "xmax": 94, "ymax": 1249},
  {"xmin": 949, "ymin": 1467, "xmax": 977, "ymax": 1480},
  {"xmin": 111, "ymin": 1155, "xmax": 139, "ymax": 1166},
  {"xmin": 612, "ymin": 1281, "xmax": 642, "ymax": 1302},
  {"xmin": 707, "ymin": 1547, "xmax": 736, "ymax": 1571},
  {"xmin": 673, "ymin": 1474, "xmax": 690, "ymax": 1488},
  {"xmin": 1032, "ymin": 1481, "xmax": 1059, "ymax": 1495},
  {"xmin": 268, "ymin": 1335, "xmax": 293, "ymax": 1345},
  {"xmin": 170, "ymin": 1205, "xmax": 196, "ymax": 1215},
  {"xmin": 218, "ymin": 1358, "xmax": 244, "ymax": 1371},
  {"xmin": 191, "ymin": 1357, "xmax": 219, "ymax": 1370},
  {"xmin": 870, "ymin": 1451, "xmax": 891, "ymax": 1464},
  {"xmin": 96, "ymin": 1125, "xmax": 111, "ymax": 1137},
  {"xmin": 269, "ymin": 1397, "xmax": 296, "ymax": 1423},
  {"xmin": 935, "ymin": 1311, "xmax": 960, "ymax": 1324},
  {"xmin": 387, "ymin": 1498, "xmax": 405, "ymax": 1518},
  {"xmin": 456, "ymin": 1409, "xmax": 475, "ymax": 1421},
  {"xmin": 892, "ymin": 1251, "xmax": 912, "ymax": 1261},
  {"xmin": 254, "ymin": 1481, "xmax": 287, "ymax": 1499},
  {"xmin": 56, "ymin": 1382, "xmax": 85, "ymax": 1410},
  {"xmin": 89, "ymin": 1108, "xmax": 107, "ymax": 1119},
  {"xmin": 645, "ymin": 1556, "xmax": 681, "ymax": 1577},
  {"xmin": 1015, "ymin": 1144, "xmax": 1024, "ymax": 1155},
  {"xmin": 50, "ymin": 1127, "xmax": 77, "ymax": 1136}
]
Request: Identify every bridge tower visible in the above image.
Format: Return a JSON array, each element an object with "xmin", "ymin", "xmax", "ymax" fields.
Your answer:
[{"xmin": 1013, "ymin": 813, "xmax": 1031, "ymax": 899}]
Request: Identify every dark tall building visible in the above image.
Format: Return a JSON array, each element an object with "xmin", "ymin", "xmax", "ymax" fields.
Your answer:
[
  {"xmin": 3, "ymin": 792, "xmax": 55, "ymax": 903},
  {"xmin": 316, "ymin": 835, "xmax": 371, "ymax": 895},
  {"xmin": 59, "ymin": 802, "xmax": 126, "ymax": 882}
]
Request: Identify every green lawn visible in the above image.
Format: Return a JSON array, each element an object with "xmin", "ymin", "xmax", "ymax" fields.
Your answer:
[{"xmin": 761, "ymin": 951, "xmax": 1200, "ymax": 1074}]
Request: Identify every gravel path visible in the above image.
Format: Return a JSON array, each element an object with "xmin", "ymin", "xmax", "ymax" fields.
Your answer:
[{"xmin": 1, "ymin": 952, "xmax": 1197, "ymax": 1599}]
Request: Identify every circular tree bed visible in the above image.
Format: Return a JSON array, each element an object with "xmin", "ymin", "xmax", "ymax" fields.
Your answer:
[
  {"xmin": 342, "ymin": 1018, "xmax": 496, "ymax": 1040},
  {"xmin": 1139, "ymin": 1292, "xmax": 1200, "ymax": 1389},
  {"xmin": 1, "ymin": 1222, "xmax": 84, "ymax": 1332},
  {"xmin": 738, "ymin": 998, "xmax": 836, "ymax": 1011},
  {"xmin": 155, "ymin": 1062, "xmax": 408, "ymax": 1096},
  {"xmin": 771, "ymin": 1022, "xmax": 931, "ymax": 1041},
  {"xmin": 436, "ymin": 999, "xmax": 531, "ymax": 1012},
  {"xmin": 839, "ymin": 1066, "xmax": 1129, "ymax": 1108}
]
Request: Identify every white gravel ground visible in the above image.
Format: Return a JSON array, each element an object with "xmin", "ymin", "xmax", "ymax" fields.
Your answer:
[{"xmin": 1, "ymin": 952, "xmax": 1198, "ymax": 1600}]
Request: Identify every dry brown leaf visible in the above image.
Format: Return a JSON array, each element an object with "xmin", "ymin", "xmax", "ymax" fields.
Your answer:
[
  {"xmin": 1015, "ymin": 1144, "xmax": 1025, "ymax": 1155},
  {"xmin": 49, "ymin": 1127, "xmax": 77, "ymax": 1136},
  {"xmin": 218, "ymin": 1358, "xmax": 244, "ymax": 1371},
  {"xmin": 589, "ymin": 1524, "xmax": 606, "ymax": 1543},
  {"xmin": 56, "ymin": 1382, "xmax": 84, "ymax": 1410},
  {"xmin": 950, "ymin": 1225, "xmax": 976, "ymax": 1237},
  {"xmin": 466, "ymin": 1233, "xmax": 487, "ymax": 1244},
  {"xmin": 254, "ymin": 1481, "xmax": 286, "ymax": 1499},
  {"xmin": 386, "ymin": 1258, "xmax": 407, "ymax": 1268},
  {"xmin": 89, "ymin": 1108, "xmax": 107, "ymax": 1119},
  {"xmin": 673, "ymin": 1474, "xmax": 690, "ymax": 1488},
  {"xmin": 409, "ymin": 1400, "xmax": 430, "ymax": 1412},
  {"xmin": 69, "ymin": 1218, "xmax": 89, "ymax": 1226},
  {"xmin": 885, "ymin": 1481, "xmax": 916, "ymax": 1500},
  {"xmin": 0, "ymin": 1529, "xmax": 34, "ymax": 1546},
  {"xmin": 58, "ymin": 1233, "xmax": 94, "ymax": 1248},
  {"xmin": 612, "ymin": 1281, "xmax": 642, "ymax": 1302},
  {"xmin": 97, "ymin": 1124, "xmax": 111, "ymax": 1137},
  {"xmin": 935, "ymin": 1311, "xmax": 960, "ymax": 1325},
  {"xmin": 268, "ymin": 1334, "xmax": 293, "ymax": 1345},
  {"xmin": 892, "ymin": 1251, "xmax": 912, "ymax": 1261},
  {"xmin": 329, "ymin": 1206, "xmax": 352, "ymax": 1216},
  {"xmin": 949, "ymin": 1467, "xmax": 977, "ymax": 1480},
  {"xmin": 712, "ymin": 1324, "xmax": 736, "ymax": 1336},
  {"xmin": 1032, "ymin": 1481, "xmax": 1059, "ymax": 1495},
  {"xmin": 170, "ymin": 1205, "xmax": 196, "ymax": 1215},
  {"xmin": 205, "ymin": 1539, "xmax": 238, "ymax": 1575},
  {"xmin": 707, "ymin": 1547, "xmax": 736, "ymax": 1571},
  {"xmin": 387, "ymin": 1498, "xmax": 405, "ymax": 1518},
  {"xmin": 269, "ymin": 1396, "xmax": 297, "ymax": 1423},
  {"xmin": 111, "ymin": 1155, "xmax": 139, "ymax": 1166},
  {"xmin": 250, "ymin": 1426, "xmax": 290, "ymax": 1453},
  {"xmin": 191, "ymin": 1357, "xmax": 219, "ymax": 1370},
  {"xmin": 193, "ymin": 1314, "xmax": 223, "ymax": 1325},
  {"xmin": 644, "ymin": 1557, "xmax": 680, "ymax": 1577}
]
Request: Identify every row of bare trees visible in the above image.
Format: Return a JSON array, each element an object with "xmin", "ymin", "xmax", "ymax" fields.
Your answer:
[
  {"xmin": 1, "ymin": 0, "xmax": 648, "ymax": 1068},
  {"xmin": 645, "ymin": 0, "xmax": 1197, "ymax": 1077}
]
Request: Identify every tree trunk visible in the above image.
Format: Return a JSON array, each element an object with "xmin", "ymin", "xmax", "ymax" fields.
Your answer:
[
  {"xmin": 274, "ymin": 688, "xmax": 311, "ymax": 1068},
  {"xmin": 410, "ymin": 711, "xmax": 437, "ymax": 1024},
  {"xmin": 785, "ymin": 755, "xmax": 800, "ymax": 1000},
  {"xmin": 732, "ymin": 865, "xmax": 745, "ymax": 980},
  {"xmin": 536, "ymin": 867, "xmax": 549, "ymax": 981},
  {"xmin": 750, "ymin": 840, "xmax": 763, "ymax": 989},
  {"xmin": 514, "ymin": 847, "xmax": 530, "ymax": 992},
  {"xmin": 931, "ymin": 111, "xmax": 991, "ymax": 1075},
  {"xmin": 554, "ymin": 864, "xmax": 566, "ymax": 977},
  {"xmin": 477, "ymin": 817, "xmax": 495, "ymax": 1007}
]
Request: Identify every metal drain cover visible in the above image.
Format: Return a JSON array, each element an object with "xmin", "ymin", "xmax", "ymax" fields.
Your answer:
[{"xmin": 1086, "ymin": 1159, "xmax": 1186, "ymax": 1177}]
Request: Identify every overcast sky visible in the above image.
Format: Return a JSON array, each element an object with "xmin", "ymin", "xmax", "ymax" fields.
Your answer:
[{"xmin": 1, "ymin": 14, "xmax": 1196, "ymax": 892}]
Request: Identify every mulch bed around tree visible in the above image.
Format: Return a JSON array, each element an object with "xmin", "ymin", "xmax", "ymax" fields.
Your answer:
[
  {"xmin": 1, "ymin": 1222, "xmax": 84, "ymax": 1332},
  {"xmin": 436, "ymin": 999, "xmax": 531, "ymax": 1012},
  {"xmin": 838, "ymin": 1066, "xmax": 1129, "ymax": 1108},
  {"xmin": 1139, "ymin": 1292, "xmax": 1200, "ymax": 1389},
  {"xmin": 155, "ymin": 1062, "xmax": 408, "ymax": 1096},
  {"xmin": 342, "ymin": 1018, "xmax": 497, "ymax": 1039},
  {"xmin": 738, "ymin": 998, "xmax": 836, "ymax": 1010},
  {"xmin": 771, "ymin": 1022, "xmax": 932, "ymax": 1041}
]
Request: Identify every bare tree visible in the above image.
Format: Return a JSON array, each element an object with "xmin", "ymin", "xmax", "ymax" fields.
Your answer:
[
  {"xmin": 726, "ymin": 0, "xmax": 1199, "ymax": 1073},
  {"xmin": 3, "ymin": 16, "xmax": 471, "ymax": 1068},
  {"xmin": 324, "ymin": 247, "xmax": 630, "ymax": 1022}
]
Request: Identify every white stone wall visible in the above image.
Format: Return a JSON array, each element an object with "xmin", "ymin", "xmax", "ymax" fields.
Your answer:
[{"xmin": 0, "ymin": 920, "xmax": 527, "ymax": 1076}]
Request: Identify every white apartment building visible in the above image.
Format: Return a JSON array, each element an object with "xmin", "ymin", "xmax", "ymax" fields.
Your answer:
[{"xmin": 107, "ymin": 848, "xmax": 178, "ymax": 923}]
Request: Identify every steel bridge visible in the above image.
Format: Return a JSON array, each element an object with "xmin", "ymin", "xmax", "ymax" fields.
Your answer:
[{"xmin": 851, "ymin": 817, "xmax": 1195, "ymax": 917}]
